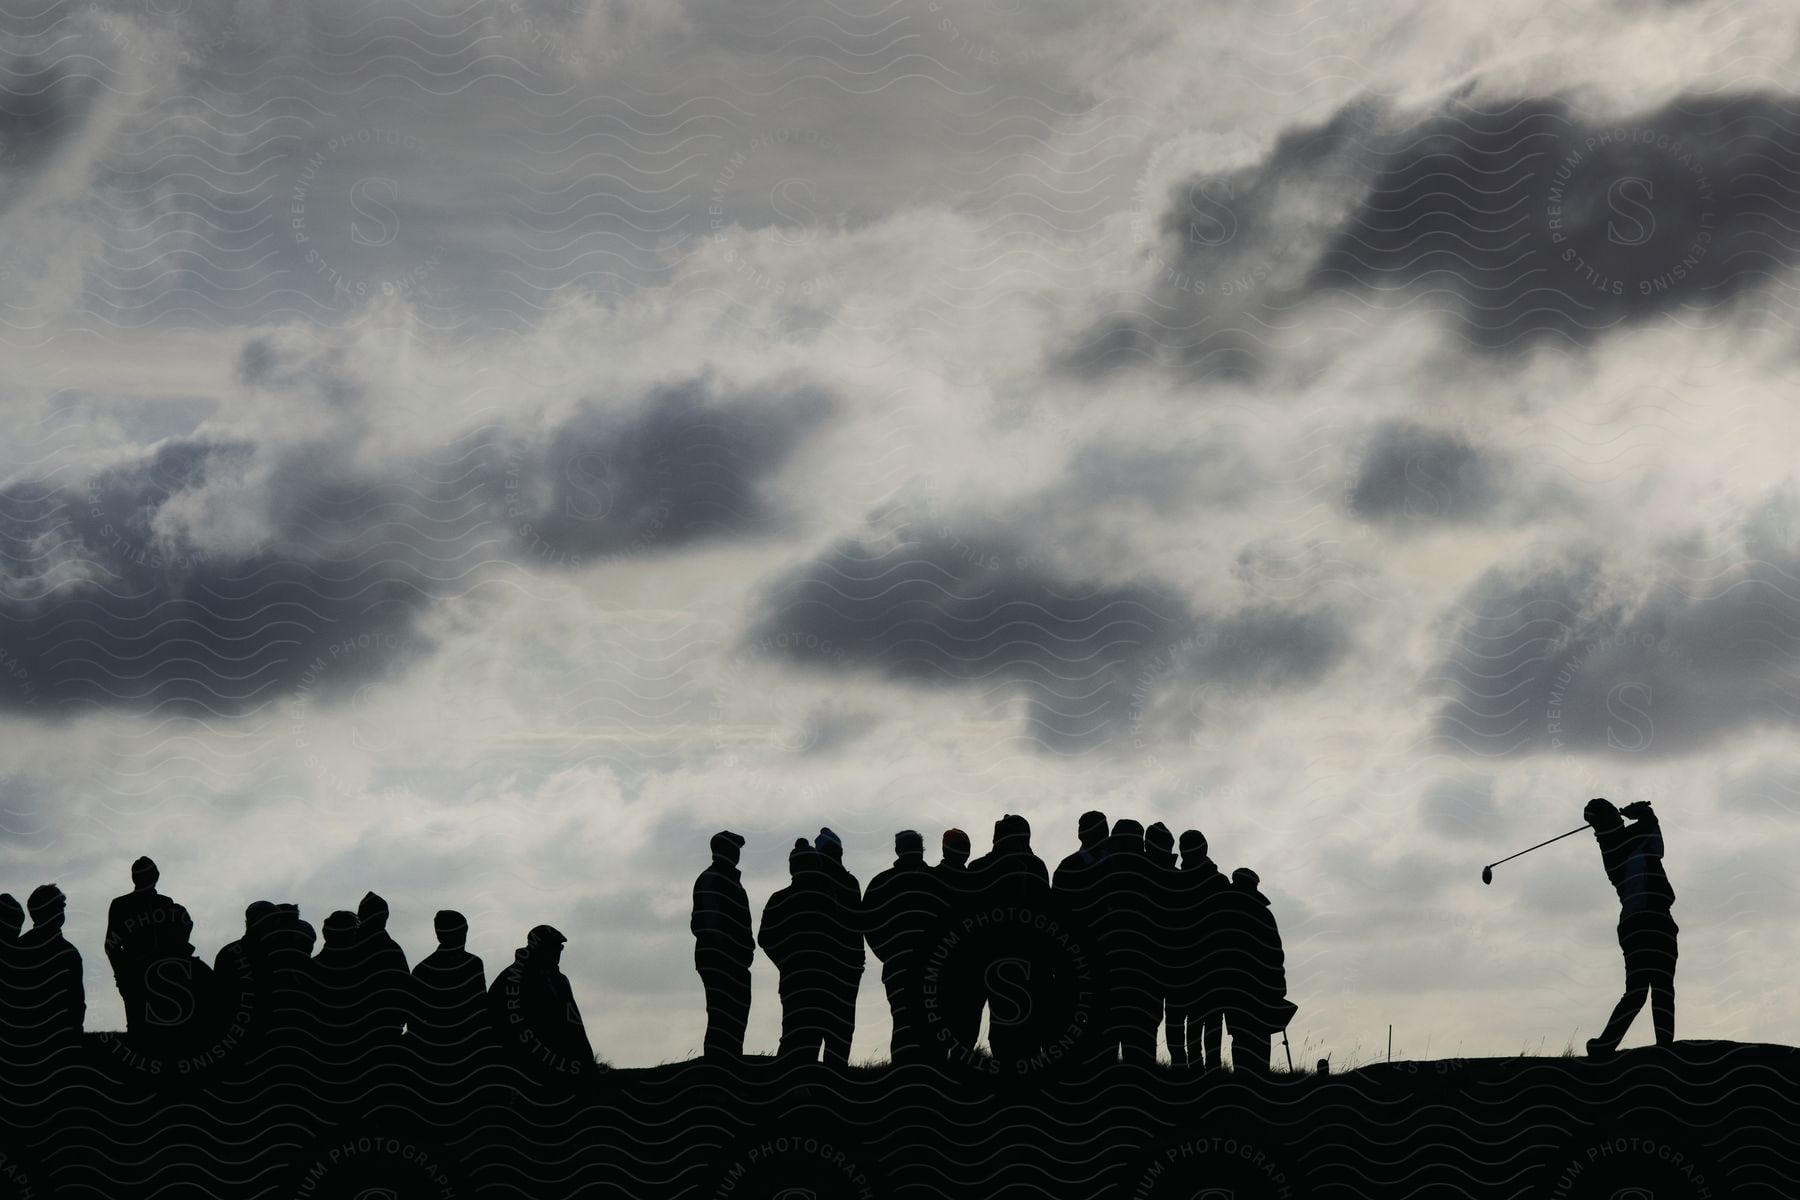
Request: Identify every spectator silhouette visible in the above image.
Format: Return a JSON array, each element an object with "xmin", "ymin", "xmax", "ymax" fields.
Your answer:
[
  {"xmin": 928, "ymin": 828, "xmax": 982, "ymax": 1058},
  {"xmin": 354, "ymin": 891, "xmax": 413, "ymax": 1042},
  {"xmin": 814, "ymin": 827, "xmax": 865, "ymax": 1065},
  {"xmin": 1584, "ymin": 798, "xmax": 1678, "ymax": 1056},
  {"xmin": 488, "ymin": 925, "xmax": 595, "ymax": 1079},
  {"xmin": 1052, "ymin": 812, "xmax": 1115, "ymax": 1067},
  {"xmin": 409, "ymin": 910, "xmax": 490, "ymax": 1070},
  {"xmin": 691, "ymin": 830, "xmax": 754, "ymax": 1063},
  {"xmin": 307, "ymin": 909, "xmax": 378, "ymax": 1077},
  {"xmin": 759, "ymin": 838, "xmax": 838, "ymax": 1064},
  {"xmin": 968, "ymin": 814, "xmax": 1052, "ymax": 1066},
  {"xmin": 863, "ymin": 830, "xmax": 944, "ymax": 1064},
  {"xmin": 1215, "ymin": 867, "xmax": 1289, "ymax": 1077},
  {"xmin": 261, "ymin": 903, "xmax": 315, "ymax": 1056},
  {"xmin": 0, "ymin": 893, "xmax": 24, "ymax": 1075},
  {"xmin": 1093, "ymin": 819, "xmax": 1159, "ymax": 1065},
  {"xmin": 1143, "ymin": 822, "xmax": 1183, "ymax": 1061},
  {"xmin": 1170, "ymin": 830, "xmax": 1228, "ymax": 1072},
  {"xmin": 105, "ymin": 856, "xmax": 180, "ymax": 1037},
  {"xmin": 134, "ymin": 904, "xmax": 216, "ymax": 1060},
  {"xmin": 1052, "ymin": 810, "xmax": 1109, "ymax": 890},
  {"xmin": 15, "ymin": 885, "xmax": 85, "ymax": 1058}
]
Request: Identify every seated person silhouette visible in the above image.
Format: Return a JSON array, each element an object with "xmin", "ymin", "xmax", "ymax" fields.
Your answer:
[
  {"xmin": 133, "ymin": 904, "xmax": 217, "ymax": 1062},
  {"xmin": 487, "ymin": 925, "xmax": 595, "ymax": 1080},
  {"xmin": 1584, "ymin": 798, "xmax": 1678, "ymax": 1056},
  {"xmin": 691, "ymin": 831, "xmax": 754, "ymax": 1063},
  {"xmin": 410, "ymin": 910, "xmax": 490, "ymax": 1069}
]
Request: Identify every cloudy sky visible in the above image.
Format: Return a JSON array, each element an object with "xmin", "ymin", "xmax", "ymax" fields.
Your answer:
[{"xmin": 3, "ymin": 0, "xmax": 1799, "ymax": 1065}]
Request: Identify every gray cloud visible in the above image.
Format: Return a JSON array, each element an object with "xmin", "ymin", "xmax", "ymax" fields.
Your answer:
[{"xmin": 1348, "ymin": 421, "xmax": 1499, "ymax": 527}]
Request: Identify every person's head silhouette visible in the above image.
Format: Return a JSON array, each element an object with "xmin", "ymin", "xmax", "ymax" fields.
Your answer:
[
  {"xmin": 434, "ymin": 910, "xmax": 468, "ymax": 950},
  {"xmin": 27, "ymin": 884, "xmax": 65, "ymax": 935},
  {"xmin": 0, "ymin": 892, "xmax": 22, "ymax": 941},
  {"xmin": 244, "ymin": 899, "xmax": 276, "ymax": 935},
  {"xmin": 525, "ymin": 924, "xmax": 566, "ymax": 968},
  {"xmin": 357, "ymin": 891, "xmax": 390, "ymax": 931},
  {"xmin": 323, "ymin": 910, "xmax": 358, "ymax": 947},
  {"xmin": 1179, "ymin": 829, "xmax": 1208, "ymax": 866},
  {"xmin": 130, "ymin": 856, "xmax": 159, "ymax": 892},
  {"xmin": 1077, "ymin": 810, "xmax": 1108, "ymax": 849},
  {"xmin": 1110, "ymin": 818, "xmax": 1145, "ymax": 853},
  {"xmin": 1231, "ymin": 867, "xmax": 1261, "ymax": 892},
  {"xmin": 894, "ymin": 829, "xmax": 924, "ymax": 861},
  {"xmin": 1584, "ymin": 797, "xmax": 1622, "ymax": 831},
  {"xmin": 1146, "ymin": 821, "xmax": 1174, "ymax": 864},
  {"xmin": 941, "ymin": 828, "xmax": 970, "ymax": 867},
  {"xmin": 816, "ymin": 827, "xmax": 844, "ymax": 864},
  {"xmin": 710, "ymin": 830, "xmax": 746, "ymax": 867}
]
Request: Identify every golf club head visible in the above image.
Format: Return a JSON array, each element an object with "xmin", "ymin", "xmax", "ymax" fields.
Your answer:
[{"xmin": 1481, "ymin": 865, "xmax": 1493, "ymax": 885}]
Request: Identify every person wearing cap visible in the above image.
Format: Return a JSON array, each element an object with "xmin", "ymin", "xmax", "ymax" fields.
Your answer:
[
  {"xmin": 759, "ymin": 838, "xmax": 834, "ymax": 1062},
  {"xmin": 812, "ymin": 827, "xmax": 866, "ymax": 1065},
  {"xmin": 691, "ymin": 830, "xmax": 754, "ymax": 1062},
  {"xmin": 353, "ymin": 890, "xmax": 413, "ymax": 1044},
  {"xmin": 487, "ymin": 924, "xmax": 595, "ymax": 1079},
  {"xmin": 1170, "ymin": 830, "xmax": 1229, "ymax": 1072},
  {"xmin": 1582, "ymin": 798, "xmax": 1678, "ymax": 1056},
  {"xmin": 1214, "ymin": 866, "xmax": 1289, "ymax": 1077},
  {"xmin": 862, "ymin": 830, "xmax": 944, "ymax": 1064}
]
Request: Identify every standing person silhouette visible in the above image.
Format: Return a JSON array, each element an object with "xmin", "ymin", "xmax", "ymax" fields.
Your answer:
[
  {"xmin": 1093, "ymin": 819, "xmax": 1159, "ymax": 1065},
  {"xmin": 105, "ymin": 856, "xmax": 178, "ymax": 1036},
  {"xmin": 691, "ymin": 830, "xmax": 754, "ymax": 1062},
  {"xmin": 862, "ymin": 830, "xmax": 943, "ymax": 1064},
  {"xmin": 1216, "ymin": 867, "xmax": 1288, "ymax": 1077},
  {"xmin": 813, "ymin": 828, "xmax": 865, "ymax": 1066},
  {"xmin": 1170, "ymin": 830, "xmax": 1228, "ymax": 1072},
  {"xmin": 18, "ymin": 885, "xmax": 85, "ymax": 1049},
  {"xmin": 968, "ymin": 814, "xmax": 1052, "ymax": 1066},
  {"xmin": 354, "ymin": 891, "xmax": 412, "ymax": 1044},
  {"xmin": 929, "ymin": 829, "xmax": 982, "ymax": 1057},
  {"xmin": 1583, "ymin": 798, "xmax": 1678, "ymax": 1056},
  {"xmin": 409, "ymin": 910, "xmax": 490, "ymax": 1070},
  {"xmin": 759, "ymin": 838, "xmax": 834, "ymax": 1063}
]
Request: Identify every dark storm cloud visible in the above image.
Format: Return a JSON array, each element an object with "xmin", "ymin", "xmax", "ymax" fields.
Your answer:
[
  {"xmin": 1347, "ymin": 421, "xmax": 1498, "ymax": 527},
  {"xmin": 0, "ymin": 48, "xmax": 102, "ymax": 210},
  {"xmin": 0, "ymin": 437, "xmax": 444, "ymax": 716},
  {"xmin": 1426, "ymin": 525, "xmax": 1800, "ymax": 759},
  {"xmin": 0, "ymin": 356, "xmax": 836, "ymax": 717},
  {"xmin": 494, "ymin": 379, "xmax": 834, "ymax": 568},
  {"xmin": 1078, "ymin": 90, "xmax": 1800, "ymax": 375},
  {"xmin": 1313, "ymin": 92, "xmax": 1800, "ymax": 351},
  {"xmin": 749, "ymin": 527, "xmax": 1350, "ymax": 749}
]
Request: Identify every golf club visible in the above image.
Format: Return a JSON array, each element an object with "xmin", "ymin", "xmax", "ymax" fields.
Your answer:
[{"xmin": 1481, "ymin": 824, "xmax": 1589, "ymax": 885}]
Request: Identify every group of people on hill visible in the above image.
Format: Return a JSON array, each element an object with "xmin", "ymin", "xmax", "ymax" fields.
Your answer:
[
  {"xmin": 692, "ymin": 811, "xmax": 1294, "ymax": 1074},
  {"xmin": 0, "ymin": 857, "xmax": 596, "ymax": 1082}
]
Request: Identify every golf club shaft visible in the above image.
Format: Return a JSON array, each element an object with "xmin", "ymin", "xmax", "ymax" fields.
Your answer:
[{"xmin": 1486, "ymin": 824, "xmax": 1589, "ymax": 871}]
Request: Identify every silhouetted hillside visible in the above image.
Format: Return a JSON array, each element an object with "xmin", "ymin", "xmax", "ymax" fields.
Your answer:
[{"xmin": 0, "ymin": 1037, "xmax": 1790, "ymax": 1196}]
